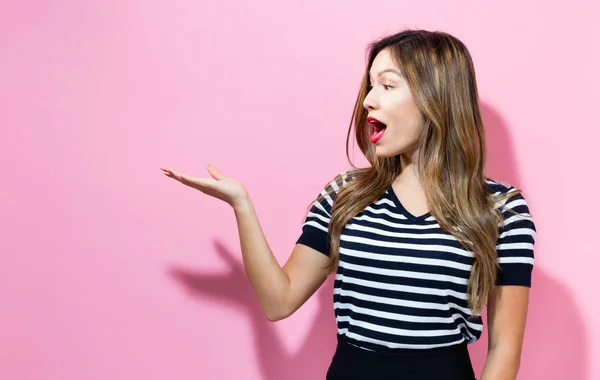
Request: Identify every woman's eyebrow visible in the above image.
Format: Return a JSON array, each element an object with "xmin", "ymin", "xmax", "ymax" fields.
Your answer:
[{"xmin": 369, "ymin": 68, "xmax": 403, "ymax": 80}]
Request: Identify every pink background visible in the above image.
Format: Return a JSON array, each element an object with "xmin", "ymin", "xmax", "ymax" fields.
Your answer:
[{"xmin": 1, "ymin": 1, "xmax": 598, "ymax": 379}]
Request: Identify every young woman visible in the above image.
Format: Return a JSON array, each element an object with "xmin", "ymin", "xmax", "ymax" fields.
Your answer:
[{"xmin": 161, "ymin": 29, "xmax": 536, "ymax": 380}]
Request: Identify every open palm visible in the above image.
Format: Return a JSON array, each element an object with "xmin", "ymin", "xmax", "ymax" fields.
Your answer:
[{"xmin": 160, "ymin": 164, "xmax": 248, "ymax": 207}]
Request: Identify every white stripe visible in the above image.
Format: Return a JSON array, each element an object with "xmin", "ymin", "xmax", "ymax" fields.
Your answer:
[
  {"xmin": 501, "ymin": 213, "xmax": 533, "ymax": 227},
  {"xmin": 492, "ymin": 188, "xmax": 519, "ymax": 209},
  {"xmin": 339, "ymin": 275, "xmax": 467, "ymax": 300},
  {"xmin": 499, "ymin": 227, "xmax": 536, "ymax": 240},
  {"xmin": 497, "ymin": 242, "xmax": 534, "ymax": 251},
  {"xmin": 353, "ymin": 214, "xmax": 440, "ymax": 230},
  {"xmin": 337, "ymin": 316, "xmax": 466, "ymax": 337},
  {"xmin": 334, "ymin": 302, "xmax": 483, "ymax": 331},
  {"xmin": 303, "ymin": 221, "xmax": 328, "ymax": 233},
  {"xmin": 373, "ymin": 198, "xmax": 397, "ymax": 208},
  {"xmin": 362, "ymin": 206, "xmax": 408, "ymax": 220},
  {"xmin": 311, "ymin": 199, "xmax": 331, "ymax": 216},
  {"xmin": 504, "ymin": 198, "xmax": 527, "ymax": 210},
  {"xmin": 498, "ymin": 257, "xmax": 534, "ymax": 265},
  {"xmin": 341, "ymin": 235, "xmax": 473, "ymax": 258},
  {"xmin": 338, "ymin": 260, "xmax": 469, "ymax": 285},
  {"xmin": 334, "ymin": 288, "xmax": 473, "ymax": 315},
  {"xmin": 346, "ymin": 223, "xmax": 458, "ymax": 241},
  {"xmin": 322, "ymin": 191, "xmax": 334, "ymax": 207},
  {"xmin": 306, "ymin": 211, "xmax": 329, "ymax": 224},
  {"xmin": 340, "ymin": 247, "xmax": 472, "ymax": 272},
  {"xmin": 337, "ymin": 330, "xmax": 468, "ymax": 350},
  {"xmin": 486, "ymin": 179, "xmax": 512, "ymax": 189}
]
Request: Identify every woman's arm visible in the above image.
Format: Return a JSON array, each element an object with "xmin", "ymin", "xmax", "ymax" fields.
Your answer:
[
  {"xmin": 161, "ymin": 165, "xmax": 332, "ymax": 322},
  {"xmin": 480, "ymin": 285, "xmax": 530, "ymax": 380},
  {"xmin": 233, "ymin": 197, "xmax": 331, "ymax": 322}
]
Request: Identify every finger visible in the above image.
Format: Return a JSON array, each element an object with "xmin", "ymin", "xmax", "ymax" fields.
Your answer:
[
  {"xmin": 163, "ymin": 168, "xmax": 188, "ymax": 182},
  {"xmin": 161, "ymin": 167, "xmax": 176, "ymax": 176},
  {"xmin": 161, "ymin": 168, "xmax": 176, "ymax": 178},
  {"xmin": 162, "ymin": 168, "xmax": 216, "ymax": 192},
  {"xmin": 206, "ymin": 164, "xmax": 225, "ymax": 181}
]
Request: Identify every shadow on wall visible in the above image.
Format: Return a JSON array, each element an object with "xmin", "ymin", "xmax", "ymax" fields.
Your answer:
[
  {"xmin": 167, "ymin": 102, "xmax": 588, "ymax": 380},
  {"xmin": 168, "ymin": 240, "xmax": 337, "ymax": 380},
  {"xmin": 468, "ymin": 103, "xmax": 587, "ymax": 380}
]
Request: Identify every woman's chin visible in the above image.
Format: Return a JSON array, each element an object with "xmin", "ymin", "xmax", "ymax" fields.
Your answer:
[
  {"xmin": 374, "ymin": 145, "xmax": 401, "ymax": 158},
  {"xmin": 374, "ymin": 141, "xmax": 416, "ymax": 160}
]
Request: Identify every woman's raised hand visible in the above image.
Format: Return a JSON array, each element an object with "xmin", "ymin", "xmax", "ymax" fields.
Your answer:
[{"xmin": 160, "ymin": 164, "xmax": 249, "ymax": 208}]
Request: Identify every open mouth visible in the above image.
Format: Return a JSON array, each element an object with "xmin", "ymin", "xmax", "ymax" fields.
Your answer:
[{"xmin": 367, "ymin": 116, "xmax": 387, "ymax": 143}]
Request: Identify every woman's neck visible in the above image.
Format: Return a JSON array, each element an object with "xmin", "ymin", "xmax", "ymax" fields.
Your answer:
[{"xmin": 397, "ymin": 152, "xmax": 421, "ymax": 185}]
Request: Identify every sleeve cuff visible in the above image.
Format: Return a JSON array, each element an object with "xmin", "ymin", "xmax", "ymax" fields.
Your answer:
[
  {"xmin": 496, "ymin": 263, "xmax": 533, "ymax": 287},
  {"xmin": 296, "ymin": 226, "xmax": 330, "ymax": 256}
]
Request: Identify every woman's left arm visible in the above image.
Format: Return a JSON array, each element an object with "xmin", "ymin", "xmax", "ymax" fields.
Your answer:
[{"xmin": 480, "ymin": 285, "xmax": 530, "ymax": 380}]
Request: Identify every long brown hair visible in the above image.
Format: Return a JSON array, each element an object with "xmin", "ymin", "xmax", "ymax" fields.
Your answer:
[{"xmin": 312, "ymin": 29, "xmax": 521, "ymax": 314}]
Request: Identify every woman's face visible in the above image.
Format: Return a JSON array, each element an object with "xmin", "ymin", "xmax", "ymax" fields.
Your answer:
[{"xmin": 363, "ymin": 48, "xmax": 425, "ymax": 159}]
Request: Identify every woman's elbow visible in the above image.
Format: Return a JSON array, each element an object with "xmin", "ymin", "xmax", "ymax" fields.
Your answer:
[{"xmin": 263, "ymin": 303, "xmax": 293, "ymax": 322}]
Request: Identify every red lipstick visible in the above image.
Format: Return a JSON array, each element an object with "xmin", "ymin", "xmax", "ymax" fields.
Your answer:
[{"xmin": 367, "ymin": 116, "xmax": 387, "ymax": 144}]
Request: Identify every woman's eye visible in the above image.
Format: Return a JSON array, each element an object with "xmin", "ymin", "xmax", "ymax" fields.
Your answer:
[
  {"xmin": 366, "ymin": 83, "xmax": 393, "ymax": 91},
  {"xmin": 367, "ymin": 84, "xmax": 393, "ymax": 91}
]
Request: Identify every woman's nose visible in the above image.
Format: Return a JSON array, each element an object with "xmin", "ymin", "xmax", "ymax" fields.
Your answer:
[{"xmin": 363, "ymin": 90, "xmax": 378, "ymax": 110}]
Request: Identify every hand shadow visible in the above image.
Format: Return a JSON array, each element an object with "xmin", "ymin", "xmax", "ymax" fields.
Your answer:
[
  {"xmin": 467, "ymin": 103, "xmax": 588, "ymax": 379},
  {"xmin": 168, "ymin": 239, "xmax": 337, "ymax": 380}
]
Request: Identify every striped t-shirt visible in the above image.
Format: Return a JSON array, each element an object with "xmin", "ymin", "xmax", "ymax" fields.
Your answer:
[{"xmin": 296, "ymin": 172, "xmax": 536, "ymax": 352}]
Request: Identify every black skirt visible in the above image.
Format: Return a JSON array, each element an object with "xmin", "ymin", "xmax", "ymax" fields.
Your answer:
[{"xmin": 326, "ymin": 336, "xmax": 477, "ymax": 380}]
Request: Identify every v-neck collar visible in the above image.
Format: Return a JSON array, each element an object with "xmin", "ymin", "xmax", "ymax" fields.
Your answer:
[{"xmin": 387, "ymin": 185, "xmax": 433, "ymax": 223}]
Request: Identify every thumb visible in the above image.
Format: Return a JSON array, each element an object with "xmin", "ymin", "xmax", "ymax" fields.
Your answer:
[{"xmin": 206, "ymin": 164, "xmax": 226, "ymax": 181}]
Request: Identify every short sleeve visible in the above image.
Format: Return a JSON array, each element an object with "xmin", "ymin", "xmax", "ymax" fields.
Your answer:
[
  {"xmin": 496, "ymin": 189, "xmax": 536, "ymax": 287},
  {"xmin": 295, "ymin": 172, "xmax": 351, "ymax": 256}
]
